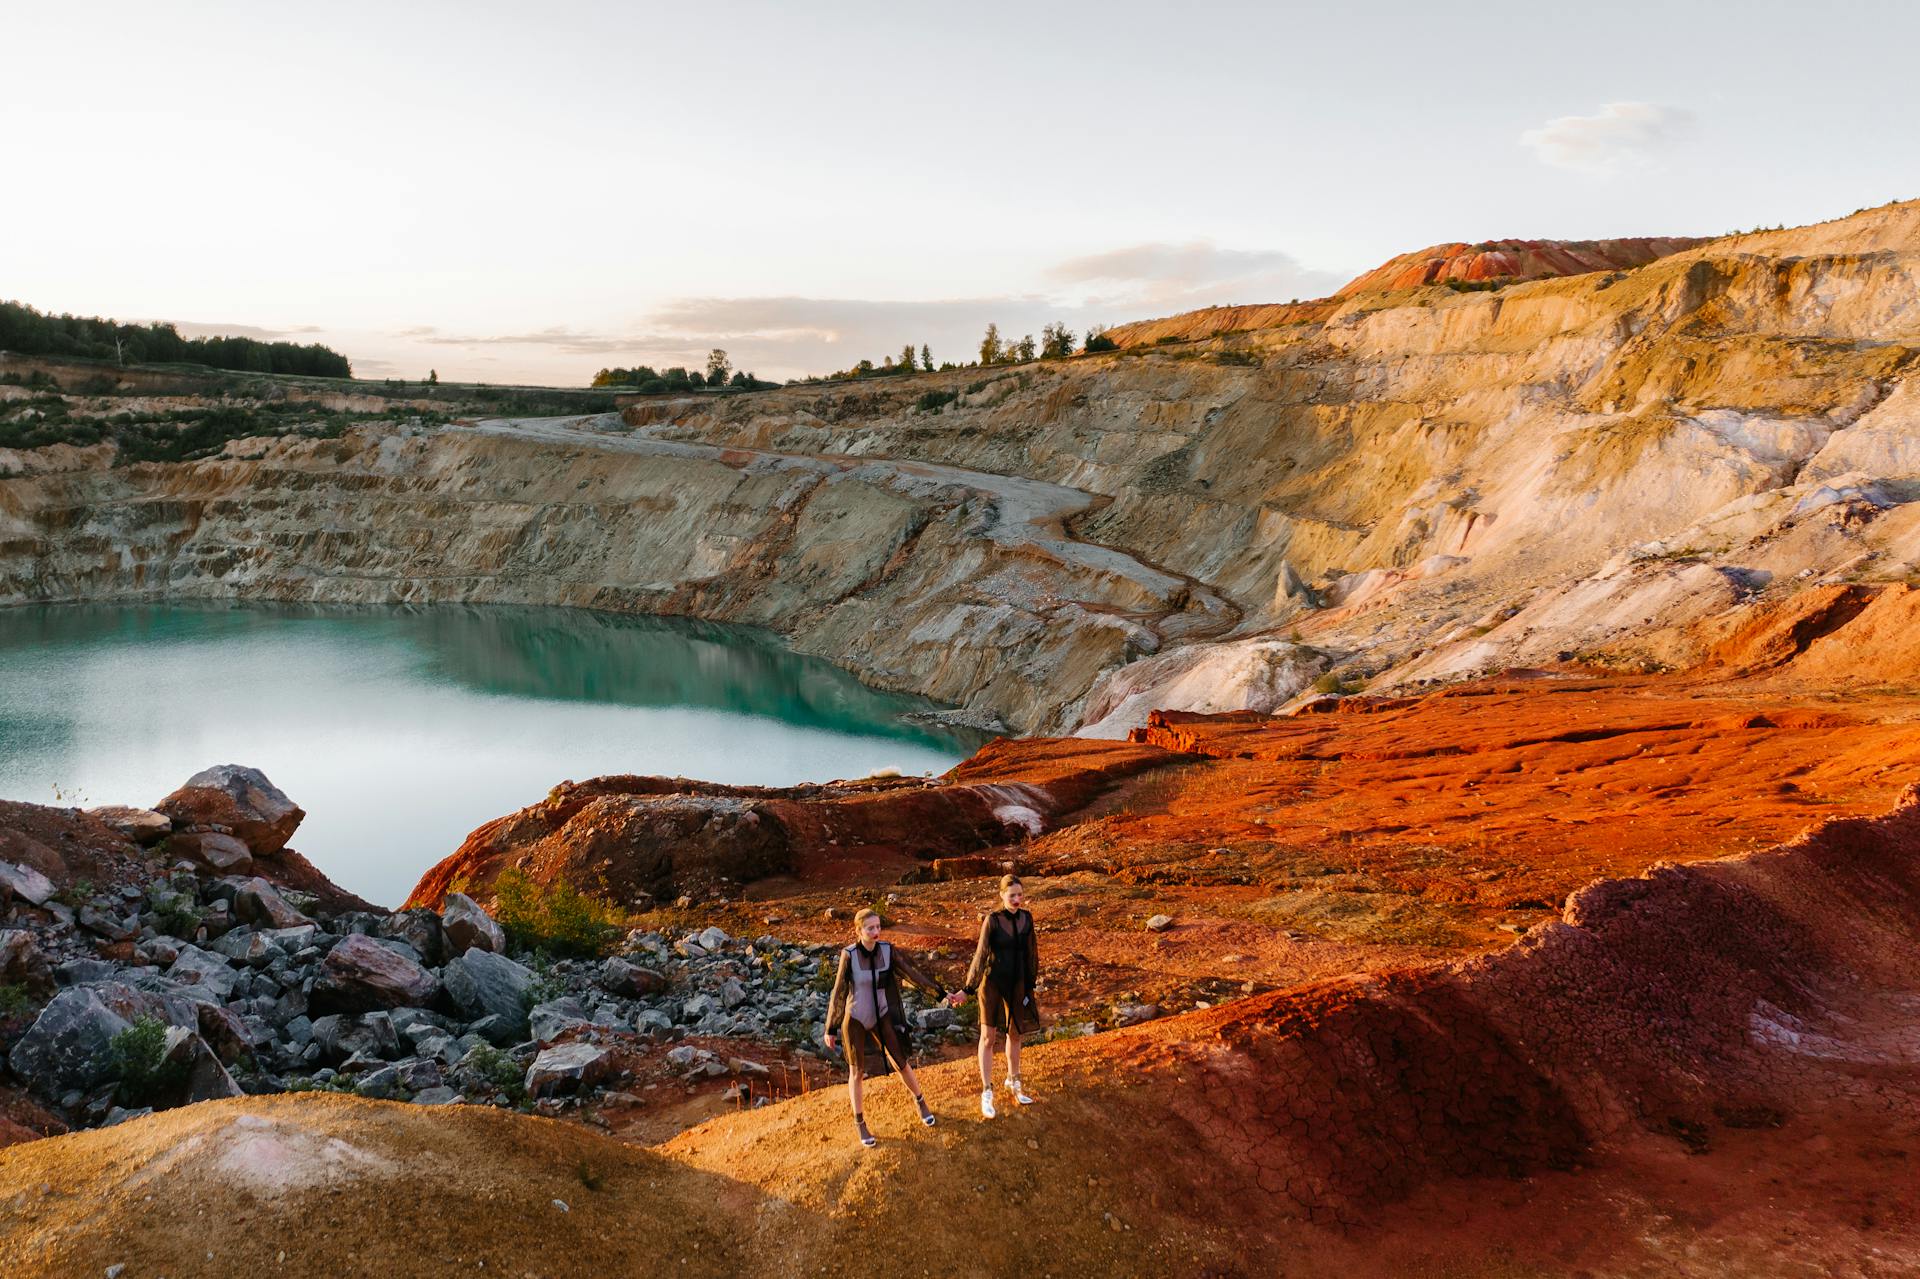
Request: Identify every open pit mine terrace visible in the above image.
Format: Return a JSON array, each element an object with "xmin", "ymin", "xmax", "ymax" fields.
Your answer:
[{"xmin": 3, "ymin": 201, "xmax": 1920, "ymax": 1275}]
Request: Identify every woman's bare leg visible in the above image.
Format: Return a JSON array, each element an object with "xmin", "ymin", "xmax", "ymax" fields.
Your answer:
[
  {"xmin": 898, "ymin": 1060, "xmax": 922, "ymax": 1098},
  {"xmin": 977, "ymin": 1025, "xmax": 996, "ymax": 1088},
  {"xmin": 847, "ymin": 1069, "xmax": 864, "ymax": 1116},
  {"xmin": 1006, "ymin": 1030, "xmax": 1022, "ymax": 1083}
]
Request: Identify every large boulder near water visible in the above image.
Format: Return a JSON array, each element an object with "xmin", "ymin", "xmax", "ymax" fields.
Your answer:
[
  {"xmin": 157, "ymin": 765, "xmax": 304, "ymax": 855},
  {"xmin": 312, "ymin": 934, "xmax": 441, "ymax": 1012}
]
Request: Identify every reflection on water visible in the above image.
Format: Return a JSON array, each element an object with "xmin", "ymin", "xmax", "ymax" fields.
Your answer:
[{"xmin": 0, "ymin": 603, "xmax": 985, "ymax": 906}]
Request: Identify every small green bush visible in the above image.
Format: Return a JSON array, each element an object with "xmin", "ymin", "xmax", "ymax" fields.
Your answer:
[
  {"xmin": 914, "ymin": 389, "xmax": 959, "ymax": 414},
  {"xmin": 490, "ymin": 868, "xmax": 628, "ymax": 958},
  {"xmin": 466, "ymin": 1043, "xmax": 527, "ymax": 1102},
  {"xmin": 0, "ymin": 983, "xmax": 32, "ymax": 1017},
  {"xmin": 109, "ymin": 1016, "xmax": 188, "ymax": 1106}
]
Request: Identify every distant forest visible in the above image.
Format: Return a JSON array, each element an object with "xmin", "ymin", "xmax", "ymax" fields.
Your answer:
[{"xmin": 0, "ymin": 300, "xmax": 353, "ymax": 378}]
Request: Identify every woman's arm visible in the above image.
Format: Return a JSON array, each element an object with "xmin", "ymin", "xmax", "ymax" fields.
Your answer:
[
  {"xmin": 891, "ymin": 947, "xmax": 948, "ymax": 1002},
  {"xmin": 823, "ymin": 949, "xmax": 851, "ymax": 1038},
  {"xmin": 1024, "ymin": 910, "xmax": 1039, "ymax": 988},
  {"xmin": 963, "ymin": 914, "xmax": 992, "ymax": 990}
]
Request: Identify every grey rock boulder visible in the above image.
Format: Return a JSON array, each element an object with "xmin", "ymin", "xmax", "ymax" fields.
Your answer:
[
  {"xmin": 170, "ymin": 831, "xmax": 254, "ymax": 875},
  {"xmin": 160, "ymin": 1025, "xmax": 244, "ymax": 1103},
  {"xmin": 443, "ymin": 950, "xmax": 533, "ymax": 1039},
  {"xmin": 597, "ymin": 957, "xmax": 667, "ymax": 997},
  {"xmin": 525, "ymin": 1042, "xmax": 613, "ymax": 1098},
  {"xmin": 441, "ymin": 894, "xmax": 506, "ymax": 956},
  {"xmin": 232, "ymin": 878, "xmax": 313, "ymax": 930},
  {"xmin": 0, "ymin": 929, "xmax": 53, "ymax": 994},
  {"xmin": 86, "ymin": 805, "xmax": 172, "ymax": 846},
  {"xmin": 157, "ymin": 765, "xmax": 304, "ymax": 855},
  {"xmin": 0, "ymin": 860, "xmax": 56, "ymax": 908},
  {"xmin": 312, "ymin": 934, "xmax": 441, "ymax": 1012},
  {"xmin": 8, "ymin": 987, "xmax": 133, "ymax": 1092},
  {"xmin": 167, "ymin": 945, "xmax": 240, "ymax": 1002},
  {"xmin": 529, "ymin": 997, "xmax": 591, "ymax": 1044},
  {"xmin": 377, "ymin": 910, "xmax": 451, "ymax": 968}
]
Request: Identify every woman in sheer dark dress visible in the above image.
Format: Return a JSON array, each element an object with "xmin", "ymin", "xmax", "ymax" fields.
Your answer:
[
  {"xmin": 965, "ymin": 874, "xmax": 1042, "ymax": 1118},
  {"xmin": 824, "ymin": 908, "xmax": 963, "ymax": 1148}
]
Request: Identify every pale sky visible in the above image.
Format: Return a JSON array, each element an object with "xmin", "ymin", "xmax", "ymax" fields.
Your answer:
[{"xmin": 6, "ymin": 0, "xmax": 1916, "ymax": 384}]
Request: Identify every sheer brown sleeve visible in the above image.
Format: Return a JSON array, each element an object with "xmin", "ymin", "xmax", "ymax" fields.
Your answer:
[
  {"xmin": 891, "ymin": 947, "xmax": 948, "ymax": 1002},
  {"xmin": 1024, "ymin": 910, "xmax": 1039, "ymax": 987},
  {"xmin": 964, "ymin": 914, "xmax": 993, "ymax": 990},
  {"xmin": 824, "ymin": 949, "xmax": 851, "ymax": 1033}
]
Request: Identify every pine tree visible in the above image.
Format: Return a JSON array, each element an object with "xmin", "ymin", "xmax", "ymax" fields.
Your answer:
[{"xmin": 920, "ymin": 344, "xmax": 932, "ymax": 372}]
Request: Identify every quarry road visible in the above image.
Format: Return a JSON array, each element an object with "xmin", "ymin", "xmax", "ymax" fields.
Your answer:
[{"xmin": 471, "ymin": 413, "xmax": 1242, "ymax": 639}]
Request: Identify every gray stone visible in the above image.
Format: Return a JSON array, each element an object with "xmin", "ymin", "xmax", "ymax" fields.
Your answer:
[
  {"xmin": 718, "ymin": 977, "xmax": 749, "ymax": 1010},
  {"xmin": 312, "ymin": 934, "xmax": 440, "ymax": 1012},
  {"xmin": 377, "ymin": 909, "xmax": 450, "ymax": 967},
  {"xmin": 1144, "ymin": 914, "xmax": 1175, "ymax": 933},
  {"xmin": 354, "ymin": 1064, "xmax": 402, "ymax": 1096},
  {"xmin": 0, "ymin": 860, "xmax": 56, "ymax": 908},
  {"xmin": 157, "ymin": 765, "xmax": 303, "ymax": 854},
  {"xmin": 212, "ymin": 929, "xmax": 275, "ymax": 966},
  {"xmin": 529, "ymin": 997, "xmax": 590, "ymax": 1044},
  {"xmin": 394, "ymin": 1056, "xmax": 444, "ymax": 1091},
  {"xmin": 464, "ymin": 1014, "xmax": 520, "ymax": 1047},
  {"xmin": 597, "ymin": 957, "xmax": 667, "ymax": 997},
  {"xmin": 441, "ymin": 893, "xmax": 506, "ymax": 956},
  {"xmin": 8, "ymin": 987, "xmax": 133, "ymax": 1092},
  {"xmin": 167, "ymin": 946, "xmax": 239, "ymax": 1001},
  {"xmin": 170, "ymin": 831, "xmax": 254, "ymax": 875},
  {"xmin": 444, "ymin": 950, "xmax": 534, "ymax": 1039},
  {"xmin": 87, "ymin": 805, "xmax": 172, "ymax": 845},
  {"xmin": 195, "ymin": 1001, "xmax": 252, "ymax": 1063},
  {"xmin": 525, "ymin": 1042, "xmax": 613, "ymax": 1098},
  {"xmin": 55, "ymin": 958, "xmax": 120, "ymax": 988},
  {"xmin": 697, "ymin": 926, "xmax": 730, "ymax": 952},
  {"xmin": 412, "ymin": 1085, "xmax": 461, "ymax": 1106},
  {"xmin": 310, "ymin": 1012, "xmax": 401, "ymax": 1063},
  {"xmin": 134, "ymin": 936, "xmax": 182, "ymax": 966},
  {"xmin": 1112, "ymin": 1002, "xmax": 1163, "ymax": 1027},
  {"xmin": 681, "ymin": 993, "xmax": 720, "ymax": 1022},
  {"xmin": 632, "ymin": 1009, "xmax": 674, "ymax": 1036},
  {"xmin": 232, "ymin": 878, "xmax": 313, "ymax": 930},
  {"xmin": 0, "ymin": 929, "xmax": 53, "ymax": 993},
  {"xmin": 914, "ymin": 1007, "xmax": 955, "ymax": 1031},
  {"xmin": 77, "ymin": 905, "xmax": 138, "ymax": 942},
  {"xmin": 160, "ymin": 1025, "xmax": 243, "ymax": 1103}
]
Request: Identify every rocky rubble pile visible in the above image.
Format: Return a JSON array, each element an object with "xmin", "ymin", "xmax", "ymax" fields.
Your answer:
[{"xmin": 0, "ymin": 771, "xmax": 970, "ymax": 1131}]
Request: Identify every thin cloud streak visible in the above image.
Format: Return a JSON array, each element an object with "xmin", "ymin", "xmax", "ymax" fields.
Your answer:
[{"xmin": 1520, "ymin": 102, "xmax": 1692, "ymax": 175}]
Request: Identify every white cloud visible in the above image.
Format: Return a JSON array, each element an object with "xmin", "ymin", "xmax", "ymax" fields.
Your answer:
[
  {"xmin": 1520, "ymin": 102, "xmax": 1693, "ymax": 175},
  {"xmin": 368, "ymin": 241, "xmax": 1347, "ymax": 382}
]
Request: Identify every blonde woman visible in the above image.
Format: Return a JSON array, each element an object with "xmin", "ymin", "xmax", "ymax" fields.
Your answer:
[
  {"xmin": 824, "ymin": 907, "xmax": 963, "ymax": 1148},
  {"xmin": 965, "ymin": 874, "xmax": 1042, "ymax": 1118}
]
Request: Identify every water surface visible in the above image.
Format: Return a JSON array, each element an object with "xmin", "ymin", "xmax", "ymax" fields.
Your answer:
[{"xmin": 0, "ymin": 604, "xmax": 982, "ymax": 905}]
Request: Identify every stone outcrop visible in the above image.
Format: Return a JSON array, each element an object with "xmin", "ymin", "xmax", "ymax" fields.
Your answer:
[
  {"xmin": 4, "ymin": 204, "xmax": 1918, "ymax": 735},
  {"xmin": 157, "ymin": 765, "xmax": 304, "ymax": 855}
]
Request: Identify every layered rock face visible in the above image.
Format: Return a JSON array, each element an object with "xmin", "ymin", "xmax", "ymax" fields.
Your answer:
[{"xmin": 3, "ymin": 202, "xmax": 1918, "ymax": 737}]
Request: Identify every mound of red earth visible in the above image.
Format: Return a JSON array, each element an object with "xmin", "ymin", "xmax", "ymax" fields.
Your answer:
[
  {"xmin": 405, "ymin": 739, "xmax": 1173, "ymax": 910},
  {"xmin": 1333, "ymin": 235, "xmax": 1707, "ymax": 295},
  {"xmin": 7, "ymin": 785, "xmax": 1917, "ymax": 1276}
]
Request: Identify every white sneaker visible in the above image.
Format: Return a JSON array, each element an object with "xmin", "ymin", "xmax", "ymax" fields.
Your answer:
[
  {"xmin": 980, "ymin": 1087, "xmax": 997, "ymax": 1119},
  {"xmin": 1005, "ymin": 1078, "xmax": 1034, "ymax": 1105}
]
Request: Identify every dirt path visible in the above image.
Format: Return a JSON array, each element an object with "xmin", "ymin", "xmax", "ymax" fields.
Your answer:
[{"xmin": 473, "ymin": 414, "xmax": 1241, "ymax": 644}]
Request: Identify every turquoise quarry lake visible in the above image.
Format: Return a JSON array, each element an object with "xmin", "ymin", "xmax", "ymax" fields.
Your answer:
[{"xmin": 0, "ymin": 604, "xmax": 983, "ymax": 907}]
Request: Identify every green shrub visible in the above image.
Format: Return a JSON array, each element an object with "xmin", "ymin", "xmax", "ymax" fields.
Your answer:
[
  {"xmin": 0, "ymin": 983, "xmax": 32, "ymax": 1017},
  {"xmin": 109, "ymin": 1016, "xmax": 188, "ymax": 1106},
  {"xmin": 490, "ymin": 868, "xmax": 628, "ymax": 958},
  {"xmin": 1154, "ymin": 335, "xmax": 1183, "ymax": 345},
  {"xmin": 465, "ymin": 1043, "xmax": 527, "ymax": 1102},
  {"xmin": 914, "ymin": 389, "xmax": 959, "ymax": 414}
]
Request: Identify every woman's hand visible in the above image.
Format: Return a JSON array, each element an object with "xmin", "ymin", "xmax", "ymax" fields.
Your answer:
[
  {"xmin": 946, "ymin": 991, "xmax": 965, "ymax": 1007},
  {"xmin": 823, "ymin": 1032, "xmax": 836, "ymax": 1051}
]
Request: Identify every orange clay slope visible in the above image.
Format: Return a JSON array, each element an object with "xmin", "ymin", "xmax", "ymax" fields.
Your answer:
[{"xmin": 6, "ymin": 784, "xmax": 1917, "ymax": 1277}]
